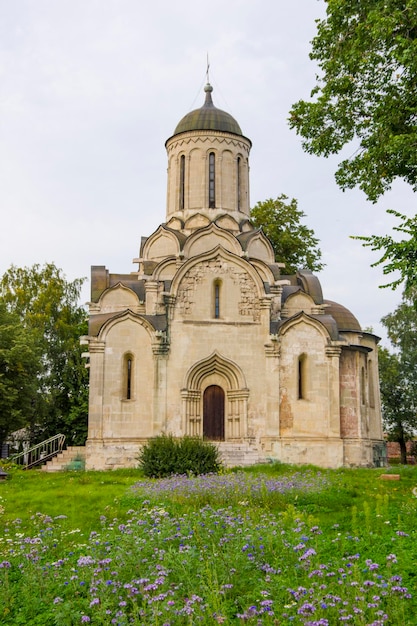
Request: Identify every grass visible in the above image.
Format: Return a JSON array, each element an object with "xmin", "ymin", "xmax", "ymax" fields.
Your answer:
[
  {"xmin": 0, "ymin": 463, "xmax": 416, "ymax": 624},
  {"xmin": 0, "ymin": 468, "xmax": 140, "ymax": 533}
]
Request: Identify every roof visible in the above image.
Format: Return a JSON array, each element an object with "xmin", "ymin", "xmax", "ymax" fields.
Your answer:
[
  {"xmin": 89, "ymin": 311, "xmax": 167, "ymax": 337},
  {"xmin": 324, "ymin": 300, "xmax": 362, "ymax": 332},
  {"xmin": 172, "ymin": 83, "xmax": 243, "ymax": 136}
]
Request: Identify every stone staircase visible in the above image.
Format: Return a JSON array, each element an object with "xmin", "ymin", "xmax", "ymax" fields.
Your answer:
[
  {"xmin": 217, "ymin": 442, "xmax": 268, "ymax": 468},
  {"xmin": 41, "ymin": 446, "xmax": 86, "ymax": 472},
  {"xmin": 40, "ymin": 442, "xmax": 267, "ymax": 471}
]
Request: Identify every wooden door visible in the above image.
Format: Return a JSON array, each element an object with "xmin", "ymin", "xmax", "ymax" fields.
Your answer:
[{"xmin": 203, "ymin": 385, "xmax": 225, "ymax": 441}]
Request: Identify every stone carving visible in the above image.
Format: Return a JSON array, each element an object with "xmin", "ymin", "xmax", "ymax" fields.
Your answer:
[{"xmin": 177, "ymin": 257, "xmax": 260, "ymax": 321}]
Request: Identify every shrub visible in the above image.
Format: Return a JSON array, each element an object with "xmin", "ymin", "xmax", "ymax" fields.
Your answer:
[{"xmin": 138, "ymin": 433, "xmax": 222, "ymax": 478}]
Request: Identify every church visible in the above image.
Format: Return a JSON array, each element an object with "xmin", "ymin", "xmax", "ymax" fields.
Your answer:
[{"xmin": 83, "ymin": 81, "xmax": 385, "ymax": 470}]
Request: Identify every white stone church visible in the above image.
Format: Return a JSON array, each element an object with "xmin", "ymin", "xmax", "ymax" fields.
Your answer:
[{"xmin": 83, "ymin": 82, "xmax": 385, "ymax": 470}]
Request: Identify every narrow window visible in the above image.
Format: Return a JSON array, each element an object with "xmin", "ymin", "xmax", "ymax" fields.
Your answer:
[
  {"xmin": 127, "ymin": 358, "xmax": 132, "ymax": 400},
  {"xmin": 298, "ymin": 354, "xmax": 307, "ymax": 400},
  {"xmin": 237, "ymin": 156, "xmax": 241, "ymax": 211},
  {"xmin": 368, "ymin": 361, "xmax": 375, "ymax": 408},
  {"xmin": 209, "ymin": 152, "xmax": 215, "ymax": 208},
  {"xmin": 214, "ymin": 281, "xmax": 221, "ymax": 319},
  {"xmin": 360, "ymin": 366, "xmax": 366, "ymax": 405},
  {"xmin": 180, "ymin": 154, "xmax": 185, "ymax": 210},
  {"xmin": 123, "ymin": 354, "xmax": 134, "ymax": 400}
]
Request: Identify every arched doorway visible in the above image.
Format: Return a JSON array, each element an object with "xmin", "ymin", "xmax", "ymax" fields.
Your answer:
[
  {"xmin": 203, "ymin": 385, "xmax": 225, "ymax": 441},
  {"xmin": 182, "ymin": 352, "xmax": 249, "ymax": 439}
]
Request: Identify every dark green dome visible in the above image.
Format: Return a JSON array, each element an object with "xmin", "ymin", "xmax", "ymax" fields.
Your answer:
[{"xmin": 173, "ymin": 83, "xmax": 242, "ymax": 136}]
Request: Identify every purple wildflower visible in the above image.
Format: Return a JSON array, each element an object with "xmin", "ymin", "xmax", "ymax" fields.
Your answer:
[
  {"xmin": 77, "ymin": 555, "xmax": 95, "ymax": 567},
  {"xmin": 300, "ymin": 548, "xmax": 317, "ymax": 561},
  {"xmin": 298, "ymin": 602, "xmax": 315, "ymax": 615}
]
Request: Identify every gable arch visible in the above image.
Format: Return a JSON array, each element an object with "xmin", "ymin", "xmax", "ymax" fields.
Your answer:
[
  {"xmin": 183, "ymin": 212, "xmax": 212, "ymax": 231},
  {"xmin": 171, "ymin": 246, "xmax": 266, "ymax": 322},
  {"xmin": 278, "ymin": 311, "xmax": 332, "ymax": 342},
  {"xmin": 184, "ymin": 351, "xmax": 247, "ymax": 391},
  {"xmin": 142, "ymin": 225, "xmax": 184, "ymax": 262},
  {"xmin": 245, "ymin": 231, "xmax": 275, "ymax": 263},
  {"xmin": 165, "ymin": 216, "xmax": 184, "ymax": 230},
  {"xmin": 281, "ymin": 290, "xmax": 318, "ymax": 318},
  {"xmin": 98, "ymin": 283, "xmax": 140, "ymax": 313},
  {"xmin": 214, "ymin": 214, "xmax": 241, "ymax": 233},
  {"xmin": 248, "ymin": 258, "xmax": 277, "ymax": 284},
  {"xmin": 183, "ymin": 222, "xmax": 241, "ymax": 258},
  {"xmin": 97, "ymin": 309, "xmax": 158, "ymax": 343},
  {"xmin": 152, "ymin": 256, "xmax": 178, "ymax": 281},
  {"xmin": 171, "ymin": 244, "xmax": 265, "ymax": 298}
]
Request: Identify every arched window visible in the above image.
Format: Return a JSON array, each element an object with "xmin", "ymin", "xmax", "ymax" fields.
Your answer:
[
  {"xmin": 368, "ymin": 361, "xmax": 375, "ymax": 408},
  {"xmin": 360, "ymin": 366, "xmax": 366, "ymax": 405},
  {"xmin": 179, "ymin": 154, "xmax": 185, "ymax": 210},
  {"xmin": 214, "ymin": 280, "xmax": 221, "ymax": 319},
  {"xmin": 209, "ymin": 152, "xmax": 215, "ymax": 208},
  {"xmin": 237, "ymin": 156, "xmax": 241, "ymax": 211},
  {"xmin": 298, "ymin": 354, "xmax": 307, "ymax": 400},
  {"xmin": 123, "ymin": 353, "xmax": 134, "ymax": 400}
]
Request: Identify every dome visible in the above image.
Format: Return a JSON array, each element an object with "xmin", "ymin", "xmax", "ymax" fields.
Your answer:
[
  {"xmin": 173, "ymin": 83, "xmax": 243, "ymax": 136},
  {"xmin": 324, "ymin": 300, "xmax": 362, "ymax": 332}
]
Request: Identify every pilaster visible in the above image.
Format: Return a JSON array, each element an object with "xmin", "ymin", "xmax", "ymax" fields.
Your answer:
[
  {"xmin": 325, "ymin": 345, "xmax": 342, "ymax": 436},
  {"xmin": 87, "ymin": 339, "xmax": 105, "ymax": 441}
]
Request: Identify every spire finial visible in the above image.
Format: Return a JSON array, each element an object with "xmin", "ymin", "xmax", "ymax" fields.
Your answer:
[{"xmin": 204, "ymin": 53, "xmax": 213, "ymax": 103}]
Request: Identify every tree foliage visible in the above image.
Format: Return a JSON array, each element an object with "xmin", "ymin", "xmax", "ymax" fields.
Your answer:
[
  {"xmin": 0, "ymin": 263, "xmax": 89, "ymax": 446},
  {"xmin": 0, "ymin": 303, "xmax": 41, "ymax": 446},
  {"xmin": 250, "ymin": 195, "xmax": 324, "ymax": 273},
  {"xmin": 289, "ymin": 0, "xmax": 417, "ymax": 202},
  {"xmin": 378, "ymin": 293, "xmax": 417, "ymax": 462},
  {"xmin": 352, "ymin": 209, "xmax": 417, "ymax": 295}
]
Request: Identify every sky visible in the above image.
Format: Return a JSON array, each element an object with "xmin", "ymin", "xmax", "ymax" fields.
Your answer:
[{"xmin": 1, "ymin": 0, "xmax": 415, "ymax": 346}]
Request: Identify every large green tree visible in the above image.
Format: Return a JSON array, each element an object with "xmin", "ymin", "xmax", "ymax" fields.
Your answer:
[
  {"xmin": 289, "ymin": 0, "xmax": 417, "ymax": 294},
  {"xmin": 0, "ymin": 263, "xmax": 89, "ymax": 446},
  {"xmin": 289, "ymin": 0, "xmax": 417, "ymax": 202},
  {"xmin": 378, "ymin": 293, "xmax": 417, "ymax": 463},
  {"xmin": 250, "ymin": 195, "xmax": 324, "ymax": 273},
  {"xmin": 0, "ymin": 302, "xmax": 41, "ymax": 447}
]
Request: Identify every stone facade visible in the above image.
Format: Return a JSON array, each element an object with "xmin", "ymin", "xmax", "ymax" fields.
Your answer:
[{"xmin": 83, "ymin": 82, "xmax": 386, "ymax": 470}]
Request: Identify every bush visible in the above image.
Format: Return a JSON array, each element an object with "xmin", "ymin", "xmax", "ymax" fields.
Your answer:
[{"xmin": 138, "ymin": 433, "xmax": 223, "ymax": 478}]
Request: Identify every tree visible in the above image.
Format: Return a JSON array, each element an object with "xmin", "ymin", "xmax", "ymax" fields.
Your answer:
[
  {"xmin": 378, "ymin": 347, "xmax": 415, "ymax": 464},
  {"xmin": 0, "ymin": 264, "xmax": 89, "ymax": 445},
  {"xmin": 0, "ymin": 302, "xmax": 41, "ymax": 446},
  {"xmin": 352, "ymin": 209, "xmax": 417, "ymax": 295},
  {"xmin": 250, "ymin": 195, "xmax": 324, "ymax": 273},
  {"xmin": 378, "ymin": 293, "xmax": 417, "ymax": 463},
  {"xmin": 289, "ymin": 0, "xmax": 417, "ymax": 203}
]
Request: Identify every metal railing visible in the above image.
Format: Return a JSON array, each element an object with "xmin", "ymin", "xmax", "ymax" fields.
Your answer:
[{"xmin": 10, "ymin": 434, "xmax": 66, "ymax": 469}]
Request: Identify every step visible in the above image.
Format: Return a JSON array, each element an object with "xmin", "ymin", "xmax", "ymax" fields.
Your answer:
[
  {"xmin": 41, "ymin": 446, "xmax": 86, "ymax": 472},
  {"xmin": 217, "ymin": 443, "xmax": 267, "ymax": 467}
]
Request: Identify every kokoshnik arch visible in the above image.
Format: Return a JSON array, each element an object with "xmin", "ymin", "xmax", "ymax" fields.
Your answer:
[{"xmin": 82, "ymin": 81, "xmax": 386, "ymax": 469}]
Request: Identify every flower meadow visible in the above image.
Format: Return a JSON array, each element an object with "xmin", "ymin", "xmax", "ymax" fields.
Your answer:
[{"xmin": 0, "ymin": 469, "xmax": 416, "ymax": 625}]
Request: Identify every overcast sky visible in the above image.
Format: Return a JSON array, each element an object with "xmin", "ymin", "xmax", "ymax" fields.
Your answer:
[{"xmin": 1, "ymin": 0, "xmax": 415, "ymax": 346}]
